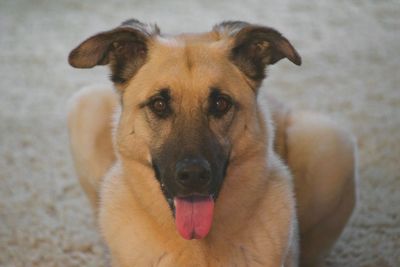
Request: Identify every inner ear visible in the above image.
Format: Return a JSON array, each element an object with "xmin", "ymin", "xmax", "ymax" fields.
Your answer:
[
  {"xmin": 233, "ymin": 26, "xmax": 301, "ymax": 80},
  {"xmin": 107, "ymin": 37, "xmax": 148, "ymax": 84},
  {"xmin": 234, "ymin": 26, "xmax": 301, "ymax": 64},
  {"xmin": 68, "ymin": 29, "xmax": 147, "ymax": 68},
  {"xmin": 267, "ymin": 36, "xmax": 301, "ymax": 65},
  {"xmin": 215, "ymin": 21, "xmax": 301, "ymax": 85},
  {"xmin": 68, "ymin": 20, "xmax": 156, "ymax": 85}
]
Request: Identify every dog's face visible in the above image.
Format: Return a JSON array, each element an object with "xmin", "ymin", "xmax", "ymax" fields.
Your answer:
[{"xmin": 69, "ymin": 19, "xmax": 300, "ymax": 239}]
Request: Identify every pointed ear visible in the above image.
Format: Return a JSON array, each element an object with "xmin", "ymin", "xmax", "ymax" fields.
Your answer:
[
  {"xmin": 68, "ymin": 19, "xmax": 159, "ymax": 84},
  {"xmin": 214, "ymin": 21, "xmax": 301, "ymax": 83}
]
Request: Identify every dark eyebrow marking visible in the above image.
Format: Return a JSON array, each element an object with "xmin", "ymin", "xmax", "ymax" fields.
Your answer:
[
  {"xmin": 158, "ymin": 88, "xmax": 171, "ymax": 100},
  {"xmin": 209, "ymin": 87, "xmax": 222, "ymax": 98}
]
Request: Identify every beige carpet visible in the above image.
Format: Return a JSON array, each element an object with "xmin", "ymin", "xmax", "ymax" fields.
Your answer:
[{"xmin": 0, "ymin": 0, "xmax": 399, "ymax": 266}]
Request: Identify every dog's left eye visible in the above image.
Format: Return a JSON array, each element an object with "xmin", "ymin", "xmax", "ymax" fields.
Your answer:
[
  {"xmin": 210, "ymin": 95, "xmax": 232, "ymax": 117},
  {"xmin": 215, "ymin": 97, "xmax": 230, "ymax": 112}
]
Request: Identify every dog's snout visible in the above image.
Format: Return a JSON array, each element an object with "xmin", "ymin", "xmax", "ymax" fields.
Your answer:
[{"xmin": 175, "ymin": 158, "xmax": 211, "ymax": 189}]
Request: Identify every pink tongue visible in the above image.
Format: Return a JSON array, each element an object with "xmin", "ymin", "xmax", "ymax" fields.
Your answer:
[{"xmin": 174, "ymin": 196, "xmax": 214, "ymax": 240}]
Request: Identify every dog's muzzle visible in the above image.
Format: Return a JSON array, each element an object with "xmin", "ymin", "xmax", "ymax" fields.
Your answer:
[{"xmin": 175, "ymin": 157, "xmax": 212, "ymax": 194}]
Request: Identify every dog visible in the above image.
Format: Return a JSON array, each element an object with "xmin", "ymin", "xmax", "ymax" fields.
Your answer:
[{"xmin": 67, "ymin": 19, "xmax": 357, "ymax": 267}]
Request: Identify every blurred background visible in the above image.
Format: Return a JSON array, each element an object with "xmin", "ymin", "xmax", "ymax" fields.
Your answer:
[{"xmin": 0, "ymin": 0, "xmax": 399, "ymax": 266}]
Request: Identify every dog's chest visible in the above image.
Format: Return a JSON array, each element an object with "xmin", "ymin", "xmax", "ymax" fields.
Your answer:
[{"xmin": 152, "ymin": 244, "xmax": 273, "ymax": 267}]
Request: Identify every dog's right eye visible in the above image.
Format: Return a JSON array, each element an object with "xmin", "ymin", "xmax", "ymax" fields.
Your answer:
[
  {"xmin": 149, "ymin": 97, "xmax": 170, "ymax": 118},
  {"xmin": 152, "ymin": 98, "xmax": 167, "ymax": 112}
]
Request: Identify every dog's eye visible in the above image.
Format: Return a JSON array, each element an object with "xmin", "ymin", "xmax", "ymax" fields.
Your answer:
[
  {"xmin": 150, "ymin": 98, "xmax": 169, "ymax": 117},
  {"xmin": 215, "ymin": 97, "xmax": 230, "ymax": 112},
  {"xmin": 152, "ymin": 99, "xmax": 167, "ymax": 112},
  {"xmin": 210, "ymin": 95, "xmax": 232, "ymax": 117}
]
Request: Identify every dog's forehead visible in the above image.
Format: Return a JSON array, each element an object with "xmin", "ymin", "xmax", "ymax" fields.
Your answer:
[
  {"xmin": 142, "ymin": 35, "xmax": 239, "ymax": 91},
  {"xmin": 125, "ymin": 33, "xmax": 250, "ymax": 104},
  {"xmin": 156, "ymin": 31, "xmax": 222, "ymax": 47},
  {"xmin": 151, "ymin": 34, "xmax": 228, "ymax": 69}
]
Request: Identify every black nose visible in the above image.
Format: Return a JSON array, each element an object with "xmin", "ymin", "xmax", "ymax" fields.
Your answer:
[{"xmin": 175, "ymin": 158, "xmax": 211, "ymax": 190}]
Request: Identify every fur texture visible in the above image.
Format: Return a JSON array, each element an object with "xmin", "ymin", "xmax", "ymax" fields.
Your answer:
[{"xmin": 67, "ymin": 20, "xmax": 356, "ymax": 267}]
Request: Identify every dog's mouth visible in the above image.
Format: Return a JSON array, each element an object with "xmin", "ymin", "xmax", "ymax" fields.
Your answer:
[
  {"xmin": 173, "ymin": 195, "xmax": 215, "ymax": 240},
  {"xmin": 153, "ymin": 155, "xmax": 229, "ymax": 240},
  {"xmin": 159, "ymin": 180, "xmax": 218, "ymax": 240}
]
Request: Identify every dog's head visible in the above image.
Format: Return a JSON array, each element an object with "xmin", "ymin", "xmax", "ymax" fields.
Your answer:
[{"xmin": 69, "ymin": 19, "xmax": 300, "ymax": 240}]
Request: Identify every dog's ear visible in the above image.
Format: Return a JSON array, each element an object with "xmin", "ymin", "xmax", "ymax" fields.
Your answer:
[
  {"xmin": 68, "ymin": 19, "xmax": 159, "ymax": 84},
  {"xmin": 214, "ymin": 21, "xmax": 301, "ymax": 84}
]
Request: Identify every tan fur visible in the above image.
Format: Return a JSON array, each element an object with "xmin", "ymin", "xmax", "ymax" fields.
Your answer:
[{"xmin": 68, "ymin": 28, "xmax": 356, "ymax": 267}]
